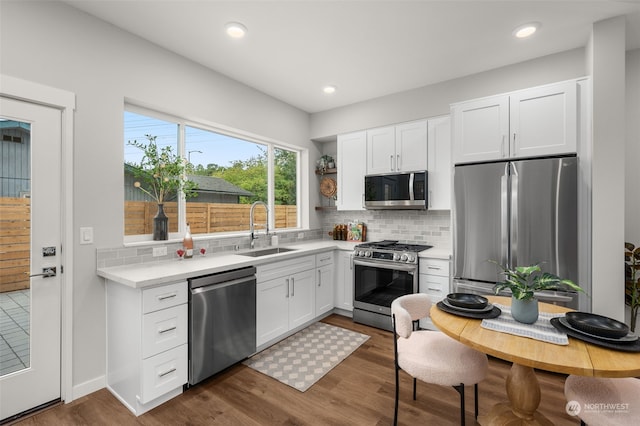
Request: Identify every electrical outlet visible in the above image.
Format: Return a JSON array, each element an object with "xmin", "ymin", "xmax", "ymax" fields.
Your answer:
[
  {"xmin": 297, "ymin": 232, "xmax": 304, "ymax": 239},
  {"xmin": 153, "ymin": 246, "xmax": 167, "ymax": 257}
]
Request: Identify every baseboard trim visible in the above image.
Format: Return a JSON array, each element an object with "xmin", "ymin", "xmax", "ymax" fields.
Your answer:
[{"xmin": 71, "ymin": 375, "xmax": 105, "ymax": 400}]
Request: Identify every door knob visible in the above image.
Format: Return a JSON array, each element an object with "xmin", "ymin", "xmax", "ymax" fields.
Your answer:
[{"xmin": 26, "ymin": 267, "xmax": 57, "ymax": 278}]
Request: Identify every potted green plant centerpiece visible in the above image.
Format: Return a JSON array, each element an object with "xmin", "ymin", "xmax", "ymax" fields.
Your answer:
[
  {"xmin": 625, "ymin": 242, "xmax": 640, "ymax": 332},
  {"xmin": 492, "ymin": 261, "xmax": 585, "ymax": 324},
  {"xmin": 128, "ymin": 135, "xmax": 197, "ymax": 240}
]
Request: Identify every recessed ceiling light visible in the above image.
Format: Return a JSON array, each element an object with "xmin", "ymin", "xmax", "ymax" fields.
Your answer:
[
  {"xmin": 513, "ymin": 22, "xmax": 540, "ymax": 39},
  {"xmin": 323, "ymin": 85, "xmax": 337, "ymax": 94},
  {"xmin": 225, "ymin": 22, "xmax": 247, "ymax": 39}
]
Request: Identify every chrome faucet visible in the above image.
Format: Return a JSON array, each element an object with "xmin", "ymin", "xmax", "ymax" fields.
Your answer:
[{"xmin": 249, "ymin": 201, "xmax": 269, "ymax": 249}]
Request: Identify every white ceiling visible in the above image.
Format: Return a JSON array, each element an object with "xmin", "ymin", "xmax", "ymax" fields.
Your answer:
[{"xmin": 63, "ymin": 0, "xmax": 640, "ymax": 113}]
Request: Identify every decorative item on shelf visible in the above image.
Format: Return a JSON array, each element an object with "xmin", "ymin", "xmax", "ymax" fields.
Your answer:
[
  {"xmin": 176, "ymin": 249, "xmax": 185, "ymax": 260},
  {"xmin": 128, "ymin": 134, "xmax": 197, "ymax": 240},
  {"xmin": 183, "ymin": 223, "xmax": 193, "ymax": 258},
  {"xmin": 316, "ymin": 154, "xmax": 335, "ymax": 173},
  {"xmin": 346, "ymin": 221, "xmax": 366, "ymax": 242},
  {"xmin": 491, "ymin": 261, "xmax": 585, "ymax": 324},
  {"xmin": 320, "ymin": 176, "xmax": 337, "ymax": 199},
  {"xmin": 625, "ymin": 242, "xmax": 640, "ymax": 332}
]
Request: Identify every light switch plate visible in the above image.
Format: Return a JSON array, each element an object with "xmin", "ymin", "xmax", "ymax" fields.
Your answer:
[{"xmin": 80, "ymin": 227, "xmax": 93, "ymax": 245}]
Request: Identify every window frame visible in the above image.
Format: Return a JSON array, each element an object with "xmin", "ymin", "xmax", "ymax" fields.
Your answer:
[{"xmin": 124, "ymin": 104, "xmax": 303, "ymax": 244}]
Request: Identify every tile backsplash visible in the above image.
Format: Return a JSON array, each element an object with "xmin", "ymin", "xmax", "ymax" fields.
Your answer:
[
  {"xmin": 96, "ymin": 210, "xmax": 450, "ymax": 268},
  {"xmin": 321, "ymin": 209, "xmax": 451, "ymax": 247}
]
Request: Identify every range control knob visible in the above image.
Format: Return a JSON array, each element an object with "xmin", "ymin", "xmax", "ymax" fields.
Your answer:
[
  {"xmin": 406, "ymin": 254, "xmax": 415, "ymax": 263},
  {"xmin": 365, "ymin": 250, "xmax": 372, "ymax": 258},
  {"xmin": 400, "ymin": 253, "xmax": 408, "ymax": 262},
  {"xmin": 393, "ymin": 253, "xmax": 400, "ymax": 261}
]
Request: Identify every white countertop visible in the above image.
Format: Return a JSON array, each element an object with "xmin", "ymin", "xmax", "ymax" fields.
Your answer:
[{"xmin": 97, "ymin": 239, "xmax": 451, "ymax": 289}]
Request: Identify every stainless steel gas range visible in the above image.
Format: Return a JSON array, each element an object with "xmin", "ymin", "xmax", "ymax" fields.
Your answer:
[{"xmin": 352, "ymin": 240, "xmax": 432, "ymax": 331}]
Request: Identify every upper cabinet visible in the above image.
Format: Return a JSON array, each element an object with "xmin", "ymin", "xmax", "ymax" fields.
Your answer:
[
  {"xmin": 452, "ymin": 80, "xmax": 578, "ymax": 164},
  {"xmin": 366, "ymin": 120, "xmax": 427, "ymax": 174},
  {"xmin": 427, "ymin": 116, "xmax": 451, "ymax": 210},
  {"xmin": 337, "ymin": 131, "xmax": 367, "ymax": 211}
]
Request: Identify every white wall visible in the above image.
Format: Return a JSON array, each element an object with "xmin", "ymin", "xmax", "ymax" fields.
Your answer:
[
  {"xmin": 310, "ymin": 48, "xmax": 586, "ymax": 139},
  {"xmin": 626, "ymin": 49, "xmax": 640, "ymax": 245},
  {"xmin": 589, "ymin": 16, "xmax": 626, "ymax": 321},
  {"xmin": 0, "ymin": 0, "xmax": 314, "ymax": 395}
]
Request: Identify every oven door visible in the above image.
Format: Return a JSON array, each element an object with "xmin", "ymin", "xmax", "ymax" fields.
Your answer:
[{"xmin": 353, "ymin": 258, "xmax": 418, "ymax": 315}]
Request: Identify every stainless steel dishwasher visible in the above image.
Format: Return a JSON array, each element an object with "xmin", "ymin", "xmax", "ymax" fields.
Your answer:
[{"xmin": 188, "ymin": 266, "xmax": 256, "ymax": 385}]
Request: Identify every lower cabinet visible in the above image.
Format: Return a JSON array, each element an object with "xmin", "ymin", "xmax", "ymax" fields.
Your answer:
[
  {"xmin": 106, "ymin": 280, "xmax": 188, "ymax": 416},
  {"xmin": 256, "ymin": 255, "xmax": 316, "ymax": 347},
  {"xmin": 418, "ymin": 257, "xmax": 451, "ymax": 330},
  {"xmin": 315, "ymin": 252, "xmax": 334, "ymax": 316},
  {"xmin": 334, "ymin": 250, "xmax": 354, "ymax": 313}
]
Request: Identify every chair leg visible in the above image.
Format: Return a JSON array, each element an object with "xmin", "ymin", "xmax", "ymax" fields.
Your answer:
[
  {"xmin": 453, "ymin": 384, "xmax": 465, "ymax": 426},
  {"xmin": 474, "ymin": 383, "xmax": 479, "ymax": 419},
  {"xmin": 413, "ymin": 377, "xmax": 417, "ymax": 400},
  {"xmin": 393, "ymin": 365, "xmax": 399, "ymax": 426}
]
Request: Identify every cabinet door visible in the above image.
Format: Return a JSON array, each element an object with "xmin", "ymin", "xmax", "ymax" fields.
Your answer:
[
  {"xmin": 337, "ymin": 131, "xmax": 367, "ymax": 211},
  {"xmin": 288, "ymin": 269, "xmax": 315, "ymax": 329},
  {"xmin": 452, "ymin": 94, "xmax": 509, "ymax": 164},
  {"xmin": 256, "ymin": 277, "xmax": 289, "ymax": 346},
  {"xmin": 510, "ymin": 81, "xmax": 577, "ymax": 158},
  {"xmin": 366, "ymin": 126, "xmax": 396, "ymax": 174},
  {"xmin": 396, "ymin": 120, "xmax": 427, "ymax": 172},
  {"xmin": 315, "ymin": 265, "xmax": 334, "ymax": 316},
  {"xmin": 334, "ymin": 251, "xmax": 354, "ymax": 312},
  {"xmin": 427, "ymin": 116, "xmax": 451, "ymax": 210}
]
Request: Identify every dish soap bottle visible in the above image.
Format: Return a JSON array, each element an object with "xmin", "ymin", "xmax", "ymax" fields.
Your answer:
[{"xmin": 183, "ymin": 223, "xmax": 193, "ymax": 258}]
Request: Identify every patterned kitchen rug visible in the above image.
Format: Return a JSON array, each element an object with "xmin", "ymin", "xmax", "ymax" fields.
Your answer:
[{"xmin": 243, "ymin": 322, "xmax": 369, "ymax": 392}]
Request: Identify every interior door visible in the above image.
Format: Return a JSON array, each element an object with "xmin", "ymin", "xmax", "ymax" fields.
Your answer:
[{"xmin": 0, "ymin": 97, "xmax": 62, "ymax": 421}]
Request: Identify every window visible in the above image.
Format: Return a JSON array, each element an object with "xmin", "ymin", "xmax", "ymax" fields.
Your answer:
[{"xmin": 124, "ymin": 108, "xmax": 300, "ymax": 240}]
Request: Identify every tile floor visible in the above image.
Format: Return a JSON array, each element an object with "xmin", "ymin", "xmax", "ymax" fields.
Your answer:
[{"xmin": 0, "ymin": 289, "xmax": 30, "ymax": 376}]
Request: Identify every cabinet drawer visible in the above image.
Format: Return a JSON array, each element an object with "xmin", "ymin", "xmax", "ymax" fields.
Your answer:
[
  {"xmin": 140, "ymin": 344, "xmax": 187, "ymax": 404},
  {"xmin": 419, "ymin": 258, "xmax": 450, "ymax": 277},
  {"xmin": 142, "ymin": 304, "xmax": 188, "ymax": 359},
  {"xmin": 315, "ymin": 252, "xmax": 334, "ymax": 267},
  {"xmin": 142, "ymin": 281, "xmax": 188, "ymax": 314},
  {"xmin": 419, "ymin": 274, "xmax": 449, "ymax": 299}
]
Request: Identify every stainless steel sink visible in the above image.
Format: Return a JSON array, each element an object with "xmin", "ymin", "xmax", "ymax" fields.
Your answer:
[{"xmin": 238, "ymin": 247, "xmax": 297, "ymax": 257}]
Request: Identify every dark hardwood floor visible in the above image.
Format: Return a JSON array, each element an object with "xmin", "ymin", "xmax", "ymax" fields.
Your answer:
[{"xmin": 14, "ymin": 314, "xmax": 579, "ymax": 425}]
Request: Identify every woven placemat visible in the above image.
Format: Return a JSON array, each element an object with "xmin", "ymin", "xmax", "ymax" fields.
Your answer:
[{"xmin": 481, "ymin": 304, "xmax": 568, "ymax": 345}]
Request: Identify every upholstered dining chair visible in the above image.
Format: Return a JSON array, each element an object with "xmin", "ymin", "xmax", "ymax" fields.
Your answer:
[
  {"xmin": 564, "ymin": 375, "xmax": 640, "ymax": 426},
  {"xmin": 391, "ymin": 293, "xmax": 489, "ymax": 426}
]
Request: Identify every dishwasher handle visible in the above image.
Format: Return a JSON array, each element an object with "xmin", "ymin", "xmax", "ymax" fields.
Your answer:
[
  {"xmin": 189, "ymin": 266, "xmax": 256, "ymax": 290},
  {"xmin": 190, "ymin": 276, "xmax": 256, "ymax": 295}
]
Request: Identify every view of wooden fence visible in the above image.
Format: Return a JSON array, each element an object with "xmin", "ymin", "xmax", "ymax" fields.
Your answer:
[
  {"xmin": 0, "ymin": 197, "xmax": 30, "ymax": 293},
  {"xmin": 125, "ymin": 201, "xmax": 297, "ymax": 235}
]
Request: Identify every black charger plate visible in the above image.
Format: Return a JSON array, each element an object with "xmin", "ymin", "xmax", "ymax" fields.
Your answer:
[
  {"xmin": 550, "ymin": 318, "xmax": 640, "ymax": 352},
  {"xmin": 437, "ymin": 301, "xmax": 501, "ymax": 319}
]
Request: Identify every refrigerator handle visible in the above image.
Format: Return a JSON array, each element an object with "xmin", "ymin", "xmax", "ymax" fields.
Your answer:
[
  {"xmin": 511, "ymin": 163, "xmax": 519, "ymax": 268},
  {"xmin": 501, "ymin": 164, "xmax": 509, "ymax": 268}
]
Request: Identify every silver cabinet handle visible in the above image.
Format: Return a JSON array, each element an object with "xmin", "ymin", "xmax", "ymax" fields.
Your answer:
[
  {"xmin": 390, "ymin": 155, "xmax": 394, "ymax": 171},
  {"xmin": 158, "ymin": 326, "xmax": 177, "ymax": 334},
  {"xmin": 427, "ymin": 287, "xmax": 441, "ymax": 292},
  {"xmin": 291, "ymin": 277, "xmax": 295, "ymax": 297},
  {"xmin": 427, "ymin": 266, "xmax": 441, "ymax": 270},
  {"xmin": 286, "ymin": 278, "xmax": 290, "ymax": 298},
  {"xmin": 512, "ymin": 132, "xmax": 517, "ymax": 154},
  {"xmin": 157, "ymin": 293, "xmax": 177, "ymax": 301},
  {"xmin": 318, "ymin": 270, "xmax": 321, "ymax": 287},
  {"xmin": 396, "ymin": 154, "xmax": 400, "ymax": 171},
  {"xmin": 158, "ymin": 368, "xmax": 176, "ymax": 378}
]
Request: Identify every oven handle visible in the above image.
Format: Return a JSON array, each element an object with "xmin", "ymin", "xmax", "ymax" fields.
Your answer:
[{"xmin": 353, "ymin": 257, "xmax": 417, "ymax": 273}]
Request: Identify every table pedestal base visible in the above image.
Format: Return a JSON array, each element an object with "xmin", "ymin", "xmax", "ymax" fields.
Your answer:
[{"xmin": 478, "ymin": 363, "xmax": 553, "ymax": 426}]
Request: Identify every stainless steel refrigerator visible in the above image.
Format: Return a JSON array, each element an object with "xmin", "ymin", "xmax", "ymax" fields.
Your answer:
[{"xmin": 452, "ymin": 156, "xmax": 579, "ymax": 309}]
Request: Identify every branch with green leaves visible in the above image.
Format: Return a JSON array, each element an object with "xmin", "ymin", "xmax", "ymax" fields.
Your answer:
[{"xmin": 490, "ymin": 261, "xmax": 585, "ymax": 300}]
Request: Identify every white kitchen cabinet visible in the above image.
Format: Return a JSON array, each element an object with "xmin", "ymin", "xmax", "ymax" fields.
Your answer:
[
  {"xmin": 366, "ymin": 121, "xmax": 427, "ymax": 174},
  {"xmin": 256, "ymin": 255, "xmax": 316, "ymax": 346},
  {"xmin": 452, "ymin": 80, "xmax": 578, "ymax": 164},
  {"xmin": 418, "ymin": 258, "xmax": 451, "ymax": 330},
  {"xmin": 106, "ymin": 280, "xmax": 188, "ymax": 416},
  {"xmin": 315, "ymin": 252, "xmax": 334, "ymax": 316},
  {"xmin": 337, "ymin": 131, "xmax": 366, "ymax": 211},
  {"xmin": 427, "ymin": 116, "xmax": 452, "ymax": 210},
  {"xmin": 334, "ymin": 250, "xmax": 354, "ymax": 313}
]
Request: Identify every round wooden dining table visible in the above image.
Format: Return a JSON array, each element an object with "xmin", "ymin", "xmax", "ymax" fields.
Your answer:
[{"xmin": 430, "ymin": 296, "xmax": 640, "ymax": 426}]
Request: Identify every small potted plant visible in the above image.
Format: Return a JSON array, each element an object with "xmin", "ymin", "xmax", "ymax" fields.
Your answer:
[
  {"xmin": 128, "ymin": 135, "xmax": 197, "ymax": 240},
  {"xmin": 625, "ymin": 242, "xmax": 640, "ymax": 332},
  {"xmin": 491, "ymin": 261, "xmax": 585, "ymax": 323}
]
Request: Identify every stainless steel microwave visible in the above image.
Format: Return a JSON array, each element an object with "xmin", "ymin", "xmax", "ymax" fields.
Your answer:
[{"xmin": 364, "ymin": 171, "xmax": 428, "ymax": 210}]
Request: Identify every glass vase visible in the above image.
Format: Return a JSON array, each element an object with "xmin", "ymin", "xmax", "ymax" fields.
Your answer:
[{"xmin": 153, "ymin": 203, "xmax": 168, "ymax": 241}]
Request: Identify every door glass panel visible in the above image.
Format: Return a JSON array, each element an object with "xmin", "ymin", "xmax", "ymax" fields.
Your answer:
[{"xmin": 0, "ymin": 119, "xmax": 31, "ymax": 376}]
